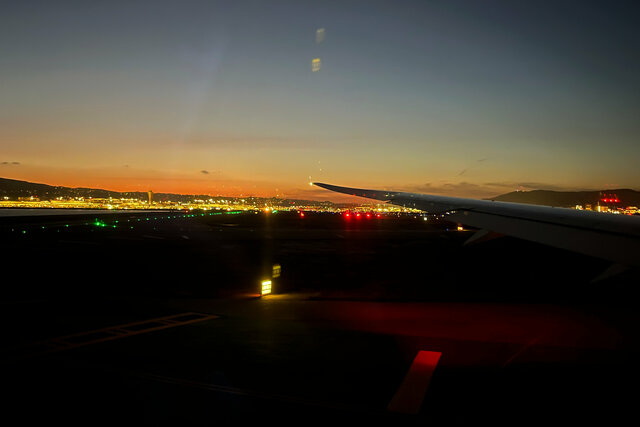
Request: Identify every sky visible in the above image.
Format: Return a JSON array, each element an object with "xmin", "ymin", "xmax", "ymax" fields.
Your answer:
[{"xmin": 1, "ymin": 0, "xmax": 639, "ymax": 200}]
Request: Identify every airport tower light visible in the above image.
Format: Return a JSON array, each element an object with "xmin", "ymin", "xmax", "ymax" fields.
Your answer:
[{"xmin": 148, "ymin": 191, "xmax": 154, "ymax": 205}]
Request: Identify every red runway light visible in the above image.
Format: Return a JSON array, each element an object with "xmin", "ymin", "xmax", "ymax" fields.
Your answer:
[
  {"xmin": 344, "ymin": 212, "xmax": 351, "ymax": 218},
  {"xmin": 300, "ymin": 212, "xmax": 305, "ymax": 217},
  {"xmin": 376, "ymin": 213, "xmax": 381, "ymax": 218},
  {"xmin": 366, "ymin": 213, "xmax": 371, "ymax": 218},
  {"xmin": 356, "ymin": 213, "xmax": 361, "ymax": 219}
]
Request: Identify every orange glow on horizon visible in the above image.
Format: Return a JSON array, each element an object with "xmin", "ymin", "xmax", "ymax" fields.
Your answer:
[{"xmin": 0, "ymin": 168, "xmax": 362, "ymax": 202}]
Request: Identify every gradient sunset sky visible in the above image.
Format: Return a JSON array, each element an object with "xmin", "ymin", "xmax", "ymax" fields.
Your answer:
[{"xmin": 2, "ymin": 0, "xmax": 639, "ymax": 200}]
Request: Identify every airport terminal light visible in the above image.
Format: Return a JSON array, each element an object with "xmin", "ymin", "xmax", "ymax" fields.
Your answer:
[{"xmin": 261, "ymin": 280, "xmax": 272, "ymax": 296}]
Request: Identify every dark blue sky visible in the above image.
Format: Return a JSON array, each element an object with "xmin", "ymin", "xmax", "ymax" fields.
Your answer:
[{"xmin": 1, "ymin": 1, "xmax": 639, "ymax": 197}]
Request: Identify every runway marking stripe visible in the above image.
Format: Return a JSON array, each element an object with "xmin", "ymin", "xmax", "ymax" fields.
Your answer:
[
  {"xmin": 128, "ymin": 371, "xmax": 363, "ymax": 412},
  {"xmin": 20, "ymin": 312, "xmax": 218, "ymax": 357},
  {"xmin": 387, "ymin": 350, "xmax": 441, "ymax": 414}
]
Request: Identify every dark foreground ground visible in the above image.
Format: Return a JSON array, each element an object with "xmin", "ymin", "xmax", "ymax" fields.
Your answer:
[{"xmin": 0, "ymin": 209, "xmax": 638, "ymax": 424}]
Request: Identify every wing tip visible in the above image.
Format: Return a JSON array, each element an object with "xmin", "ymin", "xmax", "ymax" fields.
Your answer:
[{"xmin": 312, "ymin": 181, "xmax": 331, "ymax": 190}]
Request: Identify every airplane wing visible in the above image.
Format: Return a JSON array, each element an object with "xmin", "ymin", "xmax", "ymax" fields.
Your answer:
[{"xmin": 313, "ymin": 182, "xmax": 640, "ymax": 267}]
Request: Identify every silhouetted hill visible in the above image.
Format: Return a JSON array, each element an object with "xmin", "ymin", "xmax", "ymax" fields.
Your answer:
[
  {"xmin": 490, "ymin": 189, "xmax": 640, "ymax": 207},
  {"xmin": 4, "ymin": 177, "xmax": 638, "ymax": 208},
  {"xmin": 0, "ymin": 177, "xmax": 196, "ymax": 201},
  {"xmin": 0, "ymin": 177, "xmax": 338, "ymax": 206}
]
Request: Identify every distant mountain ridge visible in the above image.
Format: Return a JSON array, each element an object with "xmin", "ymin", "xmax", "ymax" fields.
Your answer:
[
  {"xmin": 0, "ymin": 177, "xmax": 204, "ymax": 202},
  {"xmin": 0, "ymin": 177, "xmax": 336, "ymax": 206},
  {"xmin": 489, "ymin": 189, "xmax": 640, "ymax": 207},
  {"xmin": 2, "ymin": 177, "xmax": 639, "ymax": 208}
]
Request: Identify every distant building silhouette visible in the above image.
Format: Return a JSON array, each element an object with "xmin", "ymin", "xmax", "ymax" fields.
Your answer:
[{"xmin": 148, "ymin": 191, "xmax": 154, "ymax": 205}]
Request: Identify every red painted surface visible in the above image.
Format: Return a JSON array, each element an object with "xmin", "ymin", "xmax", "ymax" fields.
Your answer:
[{"xmin": 388, "ymin": 350, "xmax": 442, "ymax": 414}]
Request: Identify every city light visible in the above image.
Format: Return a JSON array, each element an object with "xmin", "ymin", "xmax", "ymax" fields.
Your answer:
[{"xmin": 0, "ymin": 193, "xmax": 420, "ymax": 215}]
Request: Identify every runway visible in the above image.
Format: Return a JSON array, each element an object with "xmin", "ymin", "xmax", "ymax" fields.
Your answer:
[
  {"xmin": 1, "ymin": 294, "xmax": 635, "ymax": 424},
  {"xmin": 0, "ymin": 211, "xmax": 636, "ymax": 424}
]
